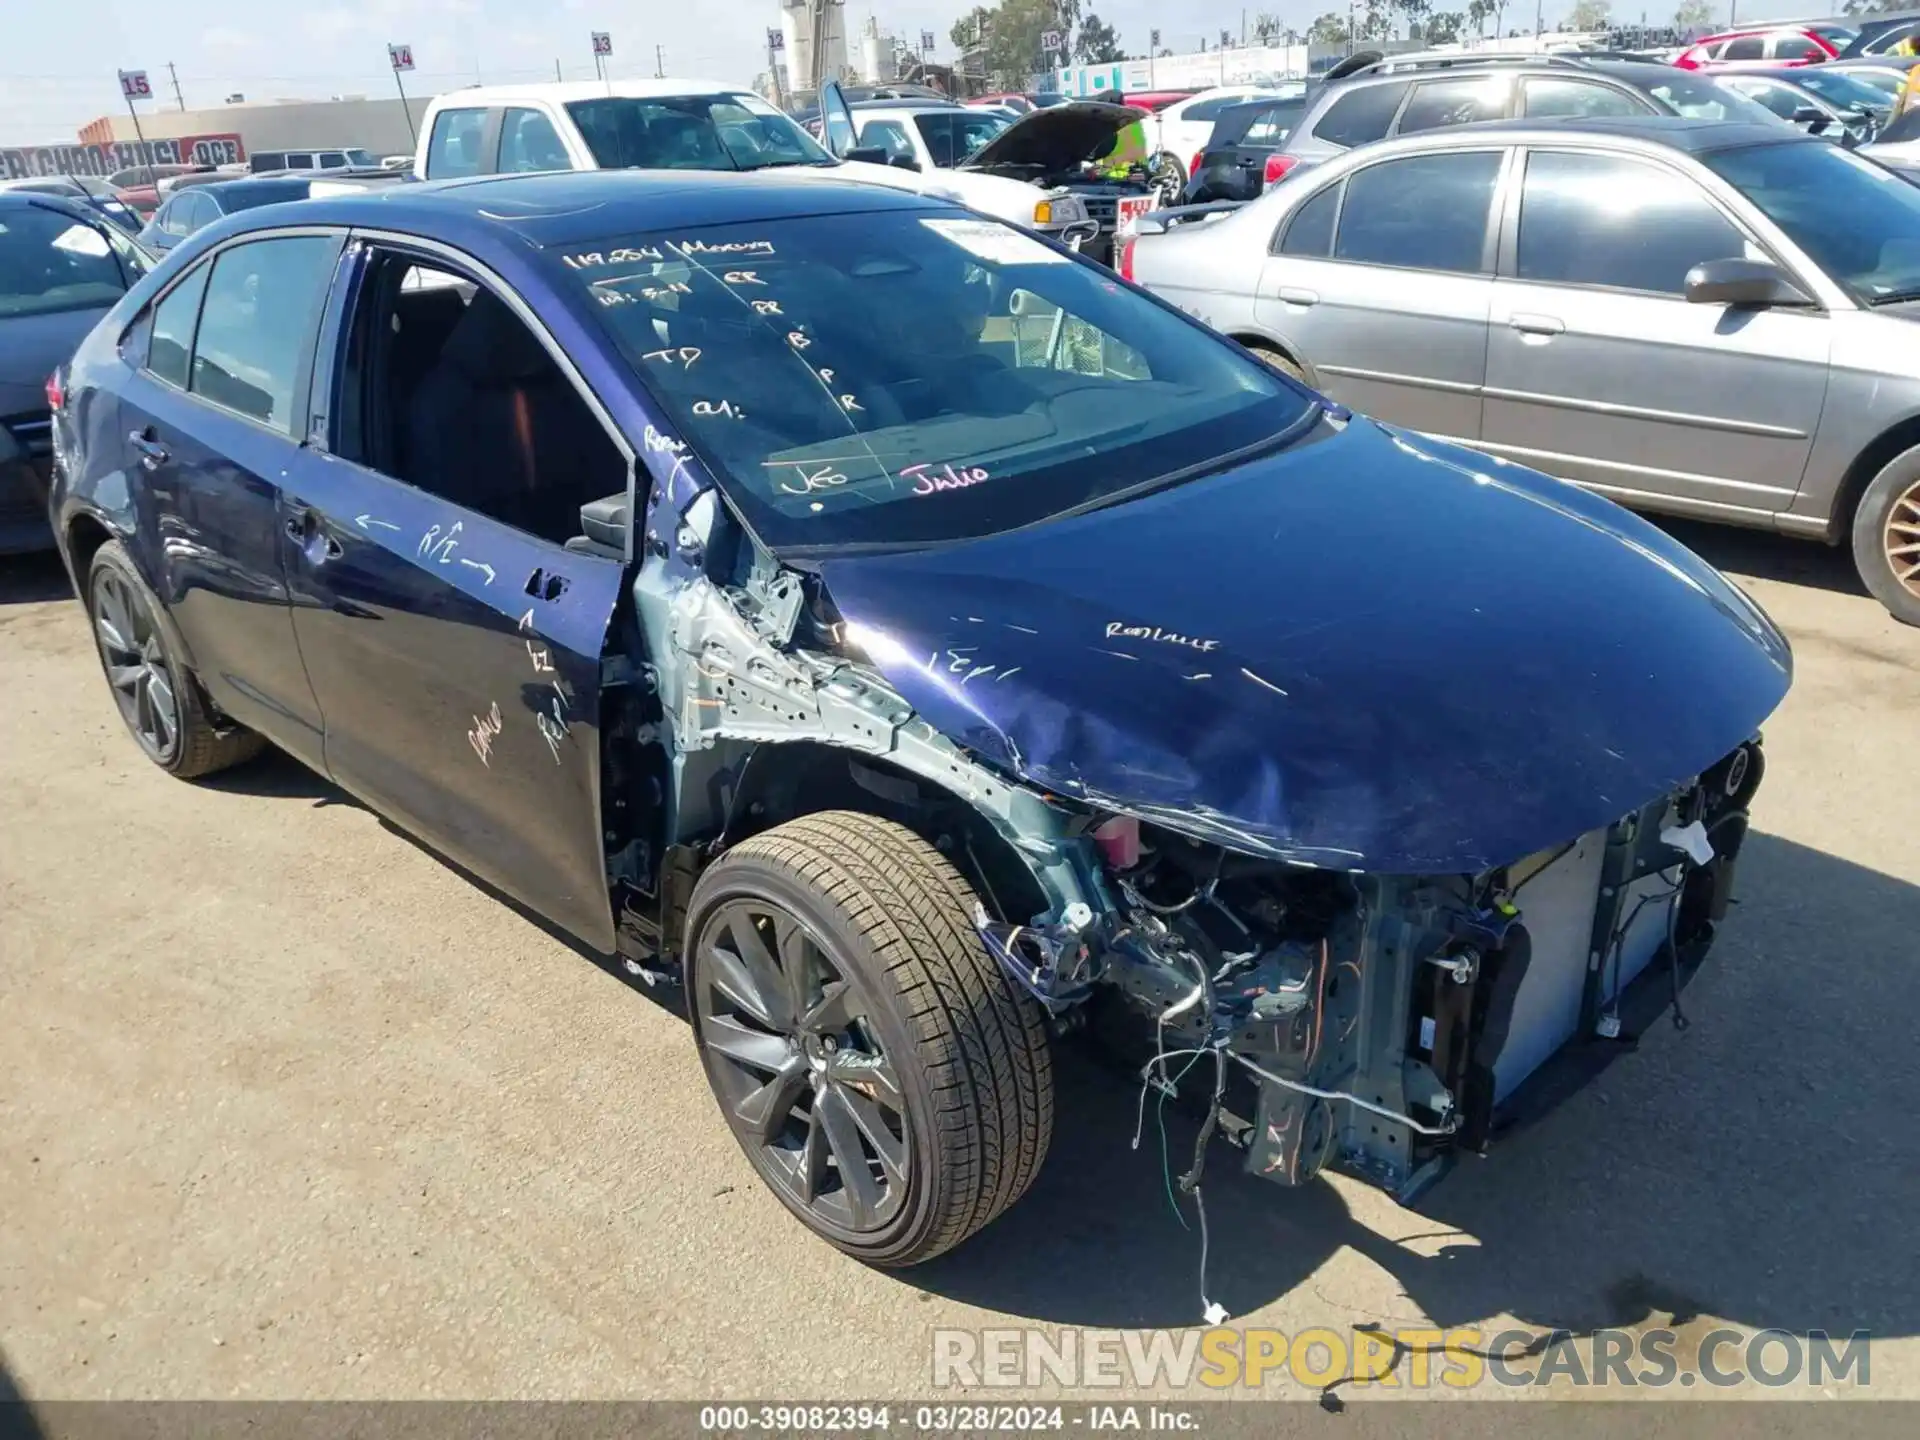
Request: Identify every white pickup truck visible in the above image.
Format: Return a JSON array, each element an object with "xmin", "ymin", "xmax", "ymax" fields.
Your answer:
[{"xmin": 411, "ymin": 78, "xmax": 1096, "ymax": 244}]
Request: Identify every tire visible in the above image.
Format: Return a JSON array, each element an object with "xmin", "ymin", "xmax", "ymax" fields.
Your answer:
[
  {"xmin": 1850, "ymin": 443, "xmax": 1920, "ymax": 626},
  {"xmin": 1245, "ymin": 340, "xmax": 1308, "ymax": 385},
  {"xmin": 683, "ymin": 810, "xmax": 1054, "ymax": 1266},
  {"xmin": 85, "ymin": 540, "xmax": 266, "ymax": 778}
]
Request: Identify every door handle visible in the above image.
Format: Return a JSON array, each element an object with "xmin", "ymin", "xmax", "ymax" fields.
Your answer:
[
  {"xmin": 1276, "ymin": 286, "xmax": 1319, "ymax": 306},
  {"xmin": 1508, "ymin": 313, "xmax": 1565, "ymax": 336},
  {"xmin": 127, "ymin": 429, "xmax": 168, "ymax": 469},
  {"xmin": 283, "ymin": 507, "xmax": 343, "ymax": 563}
]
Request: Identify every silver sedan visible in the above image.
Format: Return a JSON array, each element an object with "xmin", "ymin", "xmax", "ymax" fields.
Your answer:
[{"xmin": 1129, "ymin": 115, "xmax": 1920, "ymax": 624}]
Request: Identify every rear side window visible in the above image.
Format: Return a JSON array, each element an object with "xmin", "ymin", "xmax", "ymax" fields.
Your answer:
[
  {"xmin": 1278, "ymin": 183, "xmax": 1340, "ymax": 257},
  {"xmin": 1516, "ymin": 151, "xmax": 1751, "ymax": 295},
  {"xmin": 189, "ymin": 236, "xmax": 339, "ymax": 431},
  {"xmin": 1312, "ymin": 82, "xmax": 1409, "ymax": 148},
  {"xmin": 1334, "ymin": 151, "xmax": 1501, "ymax": 274},
  {"xmin": 1397, "ymin": 77, "xmax": 1508, "ymax": 135},
  {"xmin": 499, "ymin": 107, "xmax": 569, "ymax": 172},
  {"xmin": 426, "ymin": 108, "xmax": 488, "ymax": 179},
  {"xmin": 1521, "ymin": 78, "xmax": 1648, "ymax": 119},
  {"xmin": 147, "ymin": 263, "xmax": 210, "ymax": 388},
  {"xmin": 1723, "ymin": 36, "xmax": 1766, "ymax": 60},
  {"xmin": 1244, "ymin": 101, "xmax": 1304, "ymax": 145}
]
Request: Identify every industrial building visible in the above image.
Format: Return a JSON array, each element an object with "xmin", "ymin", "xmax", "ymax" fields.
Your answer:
[{"xmin": 79, "ymin": 95, "xmax": 432, "ymax": 163}]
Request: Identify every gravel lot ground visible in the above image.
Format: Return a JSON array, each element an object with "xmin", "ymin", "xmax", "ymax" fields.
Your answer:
[{"xmin": 2, "ymin": 522, "xmax": 1916, "ymax": 1403}]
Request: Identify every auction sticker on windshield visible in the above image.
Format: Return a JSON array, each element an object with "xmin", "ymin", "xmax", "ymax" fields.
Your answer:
[
  {"xmin": 920, "ymin": 217, "xmax": 1069, "ymax": 265},
  {"xmin": 1116, "ymin": 194, "xmax": 1159, "ymax": 237}
]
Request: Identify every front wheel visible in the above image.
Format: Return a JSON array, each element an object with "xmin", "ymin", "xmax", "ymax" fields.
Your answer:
[
  {"xmin": 1147, "ymin": 152, "xmax": 1185, "ymax": 205},
  {"xmin": 1850, "ymin": 444, "xmax": 1920, "ymax": 626},
  {"xmin": 684, "ymin": 811, "xmax": 1054, "ymax": 1266}
]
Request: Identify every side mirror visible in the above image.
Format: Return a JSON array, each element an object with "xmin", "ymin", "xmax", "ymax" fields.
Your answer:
[
  {"xmin": 888, "ymin": 153, "xmax": 923, "ymax": 172},
  {"xmin": 843, "ymin": 145, "xmax": 891, "ymax": 165},
  {"xmin": 1792, "ymin": 104, "xmax": 1827, "ymax": 125},
  {"xmin": 1684, "ymin": 256, "xmax": 1815, "ymax": 308}
]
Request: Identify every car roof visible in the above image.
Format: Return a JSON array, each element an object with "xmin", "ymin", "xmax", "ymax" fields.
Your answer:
[
  {"xmin": 429, "ymin": 77, "xmax": 747, "ymax": 107},
  {"xmin": 849, "ymin": 99, "xmax": 969, "ymax": 112},
  {"xmin": 1373, "ymin": 113, "xmax": 1810, "ymax": 154},
  {"xmin": 200, "ymin": 178, "xmax": 314, "ymax": 202},
  {"xmin": 209, "ymin": 168, "xmax": 945, "ymax": 250}
]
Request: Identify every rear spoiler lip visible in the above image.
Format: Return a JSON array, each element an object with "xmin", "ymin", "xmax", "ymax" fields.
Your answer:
[{"xmin": 1134, "ymin": 199, "xmax": 1247, "ymax": 236}]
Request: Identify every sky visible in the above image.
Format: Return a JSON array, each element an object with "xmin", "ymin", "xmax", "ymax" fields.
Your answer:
[{"xmin": 0, "ymin": 0, "xmax": 1839, "ymax": 146}]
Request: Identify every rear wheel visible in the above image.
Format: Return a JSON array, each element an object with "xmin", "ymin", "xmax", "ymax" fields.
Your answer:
[
  {"xmin": 684, "ymin": 811, "xmax": 1053, "ymax": 1266},
  {"xmin": 1850, "ymin": 444, "xmax": 1920, "ymax": 626},
  {"xmin": 85, "ymin": 540, "xmax": 265, "ymax": 778},
  {"xmin": 1244, "ymin": 340, "xmax": 1308, "ymax": 386},
  {"xmin": 1148, "ymin": 152, "xmax": 1185, "ymax": 204}
]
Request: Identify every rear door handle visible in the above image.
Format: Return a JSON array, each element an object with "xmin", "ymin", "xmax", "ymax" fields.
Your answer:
[
  {"xmin": 1276, "ymin": 286, "xmax": 1319, "ymax": 306},
  {"xmin": 127, "ymin": 430, "xmax": 168, "ymax": 469},
  {"xmin": 1509, "ymin": 313, "xmax": 1565, "ymax": 336}
]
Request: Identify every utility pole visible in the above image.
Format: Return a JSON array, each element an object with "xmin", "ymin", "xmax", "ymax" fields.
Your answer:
[
  {"xmin": 1536, "ymin": 0, "xmax": 1544, "ymax": 40},
  {"xmin": 555, "ymin": 57, "xmax": 563, "ymax": 81},
  {"xmin": 166, "ymin": 62, "xmax": 185, "ymax": 111},
  {"xmin": 1348, "ymin": 1, "xmax": 1356, "ymax": 55},
  {"xmin": 656, "ymin": 44, "xmax": 665, "ymax": 78}
]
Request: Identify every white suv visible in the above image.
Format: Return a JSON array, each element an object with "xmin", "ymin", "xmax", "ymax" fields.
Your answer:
[{"xmin": 414, "ymin": 79, "xmax": 1092, "ymax": 244}]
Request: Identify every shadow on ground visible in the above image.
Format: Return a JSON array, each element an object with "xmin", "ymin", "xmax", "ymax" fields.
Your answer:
[
  {"xmin": 206, "ymin": 748, "xmax": 685, "ymax": 1019},
  {"xmin": 911, "ymin": 831, "xmax": 1920, "ymax": 1343},
  {"xmin": 0, "ymin": 552, "xmax": 73, "ymax": 607},
  {"xmin": 1655, "ymin": 517, "xmax": 1866, "ymax": 600}
]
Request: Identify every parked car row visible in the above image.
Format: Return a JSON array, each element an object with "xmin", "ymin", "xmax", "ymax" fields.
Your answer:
[{"xmin": 1133, "ymin": 112, "xmax": 1920, "ymax": 625}]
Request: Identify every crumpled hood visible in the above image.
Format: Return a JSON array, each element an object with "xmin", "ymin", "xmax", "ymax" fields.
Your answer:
[
  {"xmin": 818, "ymin": 419, "xmax": 1791, "ymax": 874},
  {"xmin": 962, "ymin": 101, "xmax": 1137, "ymax": 173}
]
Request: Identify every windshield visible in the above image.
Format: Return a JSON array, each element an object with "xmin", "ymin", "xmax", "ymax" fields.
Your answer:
[
  {"xmin": 1707, "ymin": 140, "xmax": 1920, "ymax": 302},
  {"xmin": 1792, "ymin": 68, "xmax": 1892, "ymax": 111},
  {"xmin": 565, "ymin": 93, "xmax": 835, "ymax": 171},
  {"xmin": 1644, "ymin": 71, "xmax": 1788, "ymax": 125},
  {"xmin": 0, "ymin": 207, "xmax": 132, "ymax": 318},
  {"xmin": 564, "ymin": 210, "xmax": 1312, "ymax": 552}
]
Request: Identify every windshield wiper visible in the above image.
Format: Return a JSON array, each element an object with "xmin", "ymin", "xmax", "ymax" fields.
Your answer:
[
  {"xmin": 741, "ymin": 157, "xmax": 836, "ymax": 170},
  {"xmin": 1868, "ymin": 287, "xmax": 1920, "ymax": 306}
]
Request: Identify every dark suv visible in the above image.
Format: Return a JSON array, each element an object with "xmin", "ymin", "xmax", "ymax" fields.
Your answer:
[{"xmin": 1276, "ymin": 53, "xmax": 1787, "ymax": 174}]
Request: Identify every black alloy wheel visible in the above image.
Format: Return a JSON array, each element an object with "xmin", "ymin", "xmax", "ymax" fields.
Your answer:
[
  {"xmin": 84, "ymin": 540, "xmax": 266, "ymax": 778},
  {"xmin": 91, "ymin": 564, "xmax": 180, "ymax": 764},
  {"xmin": 684, "ymin": 811, "xmax": 1054, "ymax": 1266},
  {"xmin": 694, "ymin": 897, "xmax": 910, "ymax": 1236}
]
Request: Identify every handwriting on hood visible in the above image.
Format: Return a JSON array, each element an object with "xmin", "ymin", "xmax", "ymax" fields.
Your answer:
[{"xmin": 1105, "ymin": 622, "xmax": 1220, "ymax": 653}]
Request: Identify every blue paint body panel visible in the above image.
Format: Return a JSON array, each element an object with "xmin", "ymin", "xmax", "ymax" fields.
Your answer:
[{"xmin": 820, "ymin": 418, "xmax": 1792, "ymax": 873}]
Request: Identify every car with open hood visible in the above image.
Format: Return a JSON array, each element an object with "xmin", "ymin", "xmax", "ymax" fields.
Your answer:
[
  {"xmin": 46, "ymin": 169, "xmax": 1788, "ymax": 1278},
  {"xmin": 411, "ymin": 79, "xmax": 1095, "ymax": 251}
]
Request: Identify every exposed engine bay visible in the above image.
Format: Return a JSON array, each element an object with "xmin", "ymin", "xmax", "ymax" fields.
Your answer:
[
  {"xmin": 609, "ymin": 539, "xmax": 1767, "ymax": 1207},
  {"xmin": 979, "ymin": 748, "xmax": 1760, "ymax": 1203}
]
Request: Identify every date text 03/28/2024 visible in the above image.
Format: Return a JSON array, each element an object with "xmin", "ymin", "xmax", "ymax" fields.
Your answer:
[{"xmin": 697, "ymin": 1406, "xmax": 1198, "ymax": 1433}]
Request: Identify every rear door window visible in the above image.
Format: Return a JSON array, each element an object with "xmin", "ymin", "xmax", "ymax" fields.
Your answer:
[
  {"xmin": 1396, "ymin": 77, "xmax": 1509, "ymax": 135},
  {"xmin": 425, "ymin": 108, "xmax": 488, "ymax": 178},
  {"xmin": 1514, "ymin": 150, "xmax": 1752, "ymax": 295},
  {"xmin": 1278, "ymin": 183, "xmax": 1340, "ymax": 257},
  {"xmin": 1333, "ymin": 150, "xmax": 1502, "ymax": 274},
  {"xmin": 189, "ymin": 235, "xmax": 341, "ymax": 431},
  {"xmin": 1521, "ymin": 77, "xmax": 1650, "ymax": 118},
  {"xmin": 499, "ymin": 107, "xmax": 569, "ymax": 172},
  {"xmin": 1311, "ymin": 82, "xmax": 1410, "ymax": 148},
  {"xmin": 147, "ymin": 263, "xmax": 211, "ymax": 388}
]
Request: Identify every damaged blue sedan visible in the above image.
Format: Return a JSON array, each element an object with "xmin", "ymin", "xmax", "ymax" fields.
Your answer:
[{"xmin": 47, "ymin": 170, "xmax": 1790, "ymax": 1269}]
